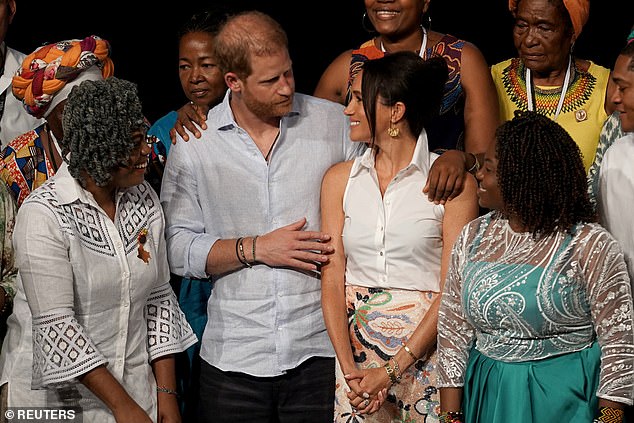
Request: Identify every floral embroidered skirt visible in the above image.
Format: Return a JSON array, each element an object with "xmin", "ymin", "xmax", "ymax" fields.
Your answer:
[{"xmin": 334, "ymin": 285, "xmax": 441, "ymax": 423}]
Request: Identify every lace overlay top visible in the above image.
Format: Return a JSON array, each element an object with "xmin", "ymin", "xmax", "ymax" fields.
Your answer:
[{"xmin": 437, "ymin": 212, "xmax": 634, "ymax": 403}]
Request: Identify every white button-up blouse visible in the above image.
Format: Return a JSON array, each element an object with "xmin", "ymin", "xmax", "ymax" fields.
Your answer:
[
  {"xmin": 342, "ymin": 131, "xmax": 445, "ymax": 292},
  {"xmin": 0, "ymin": 164, "xmax": 196, "ymax": 420}
]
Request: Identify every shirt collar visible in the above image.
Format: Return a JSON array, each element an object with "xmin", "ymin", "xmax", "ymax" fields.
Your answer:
[
  {"xmin": 215, "ymin": 89, "xmax": 301, "ymax": 131},
  {"xmin": 54, "ymin": 162, "xmax": 123, "ymax": 207},
  {"xmin": 350, "ymin": 129, "xmax": 431, "ymax": 177}
]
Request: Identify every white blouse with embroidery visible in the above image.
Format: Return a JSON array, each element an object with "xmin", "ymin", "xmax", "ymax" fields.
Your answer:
[
  {"xmin": 0, "ymin": 164, "xmax": 196, "ymax": 420},
  {"xmin": 437, "ymin": 212, "xmax": 634, "ymax": 404}
]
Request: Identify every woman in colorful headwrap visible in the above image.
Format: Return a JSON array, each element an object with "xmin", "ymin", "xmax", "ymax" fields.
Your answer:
[
  {"xmin": 490, "ymin": 0, "xmax": 610, "ymax": 172},
  {"xmin": 0, "ymin": 35, "xmax": 113, "ymax": 208}
]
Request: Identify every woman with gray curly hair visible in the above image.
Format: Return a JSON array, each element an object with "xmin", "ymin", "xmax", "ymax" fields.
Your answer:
[{"xmin": 0, "ymin": 77, "xmax": 197, "ymax": 423}]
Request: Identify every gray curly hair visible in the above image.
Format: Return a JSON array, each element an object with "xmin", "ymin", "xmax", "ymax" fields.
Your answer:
[{"xmin": 61, "ymin": 77, "xmax": 145, "ymax": 186}]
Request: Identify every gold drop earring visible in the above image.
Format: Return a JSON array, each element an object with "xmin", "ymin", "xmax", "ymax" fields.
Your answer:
[{"xmin": 387, "ymin": 121, "xmax": 400, "ymax": 137}]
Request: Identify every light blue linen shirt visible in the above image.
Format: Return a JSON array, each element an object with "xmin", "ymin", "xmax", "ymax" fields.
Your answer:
[{"xmin": 161, "ymin": 91, "xmax": 363, "ymax": 377}]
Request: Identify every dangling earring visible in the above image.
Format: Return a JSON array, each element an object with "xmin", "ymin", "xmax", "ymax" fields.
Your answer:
[
  {"xmin": 362, "ymin": 12, "xmax": 376, "ymax": 33},
  {"xmin": 387, "ymin": 122, "xmax": 400, "ymax": 138}
]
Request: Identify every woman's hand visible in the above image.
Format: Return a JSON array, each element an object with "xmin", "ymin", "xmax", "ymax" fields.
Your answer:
[
  {"xmin": 157, "ymin": 391, "xmax": 181, "ymax": 423},
  {"xmin": 113, "ymin": 403, "xmax": 153, "ymax": 423},
  {"xmin": 344, "ymin": 367, "xmax": 391, "ymax": 414},
  {"xmin": 169, "ymin": 102, "xmax": 209, "ymax": 143},
  {"xmin": 424, "ymin": 150, "xmax": 468, "ymax": 204}
]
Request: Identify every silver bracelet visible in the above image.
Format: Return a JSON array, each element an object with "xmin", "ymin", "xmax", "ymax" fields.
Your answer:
[{"xmin": 156, "ymin": 386, "xmax": 179, "ymax": 396}]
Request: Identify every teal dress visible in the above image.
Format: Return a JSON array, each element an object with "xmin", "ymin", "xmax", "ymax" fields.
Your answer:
[{"xmin": 437, "ymin": 212, "xmax": 634, "ymax": 422}]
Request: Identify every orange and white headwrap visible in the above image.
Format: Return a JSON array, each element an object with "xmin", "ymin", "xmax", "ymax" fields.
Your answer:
[
  {"xmin": 12, "ymin": 35, "xmax": 114, "ymax": 118},
  {"xmin": 508, "ymin": 0, "xmax": 590, "ymax": 40}
]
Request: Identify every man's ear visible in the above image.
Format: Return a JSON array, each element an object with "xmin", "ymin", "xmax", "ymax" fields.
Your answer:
[{"xmin": 225, "ymin": 73, "xmax": 241, "ymax": 91}]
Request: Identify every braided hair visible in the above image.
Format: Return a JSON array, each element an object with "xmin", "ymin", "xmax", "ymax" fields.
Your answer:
[
  {"xmin": 62, "ymin": 77, "xmax": 144, "ymax": 187},
  {"xmin": 495, "ymin": 110, "xmax": 596, "ymax": 237}
]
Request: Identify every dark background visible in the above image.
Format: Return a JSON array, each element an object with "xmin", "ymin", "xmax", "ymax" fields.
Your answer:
[{"xmin": 7, "ymin": 0, "xmax": 633, "ymax": 123}]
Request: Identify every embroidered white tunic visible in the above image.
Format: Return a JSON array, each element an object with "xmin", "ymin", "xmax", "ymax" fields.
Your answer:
[{"xmin": 0, "ymin": 164, "xmax": 196, "ymax": 421}]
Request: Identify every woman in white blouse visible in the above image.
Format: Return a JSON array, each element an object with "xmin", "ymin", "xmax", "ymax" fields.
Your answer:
[
  {"xmin": 320, "ymin": 51, "xmax": 479, "ymax": 422},
  {"xmin": 0, "ymin": 77, "xmax": 196, "ymax": 422},
  {"xmin": 437, "ymin": 111, "xmax": 634, "ymax": 423}
]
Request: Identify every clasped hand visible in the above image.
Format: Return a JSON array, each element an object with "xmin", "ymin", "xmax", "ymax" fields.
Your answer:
[{"xmin": 344, "ymin": 367, "xmax": 390, "ymax": 415}]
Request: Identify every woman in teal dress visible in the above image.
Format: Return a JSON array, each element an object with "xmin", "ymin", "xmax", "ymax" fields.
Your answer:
[{"xmin": 436, "ymin": 110, "xmax": 634, "ymax": 423}]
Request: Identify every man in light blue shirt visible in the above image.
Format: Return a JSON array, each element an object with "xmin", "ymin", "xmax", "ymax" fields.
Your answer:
[{"xmin": 160, "ymin": 10, "xmax": 362, "ymax": 423}]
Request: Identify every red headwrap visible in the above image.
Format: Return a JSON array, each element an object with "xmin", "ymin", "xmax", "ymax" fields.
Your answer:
[{"xmin": 508, "ymin": 0, "xmax": 589, "ymax": 40}]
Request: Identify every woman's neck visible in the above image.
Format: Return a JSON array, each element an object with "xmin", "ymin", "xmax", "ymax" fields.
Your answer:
[
  {"xmin": 374, "ymin": 135, "xmax": 417, "ymax": 177},
  {"xmin": 83, "ymin": 176, "xmax": 117, "ymax": 221},
  {"xmin": 378, "ymin": 27, "xmax": 431, "ymax": 55}
]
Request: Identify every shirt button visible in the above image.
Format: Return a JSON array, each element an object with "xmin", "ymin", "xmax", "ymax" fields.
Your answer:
[{"xmin": 379, "ymin": 251, "xmax": 383, "ymax": 256}]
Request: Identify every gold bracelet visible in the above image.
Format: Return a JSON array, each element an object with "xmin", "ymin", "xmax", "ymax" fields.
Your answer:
[
  {"xmin": 390, "ymin": 358, "xmax": 402, "ymax": 382},
  {"xmin": 403, "ymin": 344, "xmax": 419, "ymax": 361},
  {"xmin": 384, "ymin": 359, "xmax": 401, "ymax": 384}
]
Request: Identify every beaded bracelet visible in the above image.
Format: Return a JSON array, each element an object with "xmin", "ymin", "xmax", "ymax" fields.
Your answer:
[
  {"xmin": 439, "ymin": 411, "xmax": 464, "ymax": 423},
  {"xmin": 252, "ymin": 235, "xmax": 259, "ymax": 263},
  {"xmin": 156, "ymin": 386, "xmax": 179, "ymax": 397}
]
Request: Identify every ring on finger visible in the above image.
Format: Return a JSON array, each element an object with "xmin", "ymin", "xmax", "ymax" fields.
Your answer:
[{"xmin": 363, "ymin": 399, "xmax": 370, "ymax": 407}]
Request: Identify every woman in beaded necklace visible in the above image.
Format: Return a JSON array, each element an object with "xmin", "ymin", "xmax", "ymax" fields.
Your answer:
[{"xmin": 491, "ymin": 0, "xmax": 611, "ymax": 173}]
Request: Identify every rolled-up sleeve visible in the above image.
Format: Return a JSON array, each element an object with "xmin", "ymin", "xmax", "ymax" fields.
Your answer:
[{"xmin": 160, "ymin": 139, "xmax": 219, "ymax": 279}]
